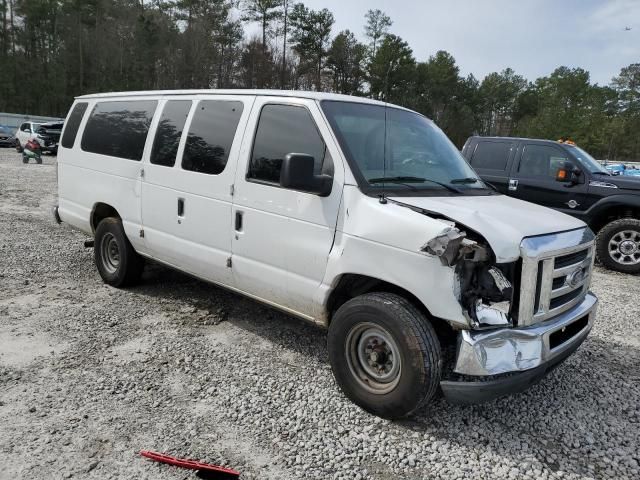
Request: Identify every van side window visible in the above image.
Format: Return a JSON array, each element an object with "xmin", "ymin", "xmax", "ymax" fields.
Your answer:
[
  {"xmin": 248, "ymin": 104, "xmax": 329, "ymax": 184},
  {"xmin": 81, "ymin": 100, "xmax": 157, "ymax": 161},
  {"xmin": 151, "ymin": 100, "xmax": 192, "ymax": 167},
  {"xmin": 61, "ymin": 102, "xmax": 88, "ymax": 149},
  {"xmin": 20, "ymin": 123, "xmax": 29, "ymax": 132},
  {"xmin": 519, "ymin": 145, "xmax": 569, "ymax": 178},
  {"xmin": 182, "ymin": 100, "xmax": 243, "ymax": 175},
  {"xmin": 471, "ymin": 141, "xmax": 511, "ymax": 171}
]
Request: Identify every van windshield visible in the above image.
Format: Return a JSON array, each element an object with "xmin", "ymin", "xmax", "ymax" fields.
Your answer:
[{"xmin": 321, "ymin": 101, "xmax": 486, "ymax": 193}]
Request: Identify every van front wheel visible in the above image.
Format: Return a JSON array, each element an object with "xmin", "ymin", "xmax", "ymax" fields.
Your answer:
[
  {"xmin": 327, "ymin": 292, "xmax": 441, "ymax": 419},
  {"xmin": 94, "ymin": 217, "xmax": 144, "ymax": 287}
]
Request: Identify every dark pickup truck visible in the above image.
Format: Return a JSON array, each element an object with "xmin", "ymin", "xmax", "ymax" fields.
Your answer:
[{"xmin": 463, "ymin": 136, "xmax": 640, "ymax": 274}]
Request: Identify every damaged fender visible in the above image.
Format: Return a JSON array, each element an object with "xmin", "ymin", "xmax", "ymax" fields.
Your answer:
[{"xmin": 421, "ymin": 225, "xmax": 515, "ymax": 328}]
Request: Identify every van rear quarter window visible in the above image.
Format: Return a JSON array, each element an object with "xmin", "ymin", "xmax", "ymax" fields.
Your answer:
[
  {"xmin": 61, "ymin": 102, "xmax": 88, "ymax": 148},
  {"xmin": 81, "ymin": 100, "xmax": 157, "ymax": 161},
  {"xmin": 181, "ymin": 100, "xmax": 243, "ymax": 175},
  {"xmin": 471, "ymin": 141, "xmax": 512, "ymax": 171},
  {"xmin": 151, "ymin": 100, "xmax": 192, "ymax": 167}
]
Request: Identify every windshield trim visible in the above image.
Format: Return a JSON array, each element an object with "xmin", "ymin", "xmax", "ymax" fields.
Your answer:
[{"xmin": 319, "ymin": 99, "xmax": 493, "ymax": 198}]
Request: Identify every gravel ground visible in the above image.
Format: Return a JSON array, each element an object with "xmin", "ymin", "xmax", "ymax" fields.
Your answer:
[{"xmin": 0, "ymin": 148, "xmax": 639, "ymax": 480}]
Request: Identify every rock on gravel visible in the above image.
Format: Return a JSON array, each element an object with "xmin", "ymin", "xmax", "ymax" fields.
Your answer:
[{"xmin": 0, "ymin": 149, "xmax": 639, "ymax": 479}]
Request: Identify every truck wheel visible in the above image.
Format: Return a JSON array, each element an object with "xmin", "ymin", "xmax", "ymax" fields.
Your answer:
[
  {"xmin": 94, "ymin": 217, "xmax": 144, "ymax": 287},
  {"xmin": 16, "ymin": 141, "xmax": 22, "ymax": 153},
  {"xmin": 596, "ymin": 218, "xmax": 640, "ymax": 274},
  {"xmin": 22, "ymin": 154, "xmax": 28, "ymax": 164},
  {"xmin": 327, "ymin": 292, "xmax": 441, "ymax": 419}
]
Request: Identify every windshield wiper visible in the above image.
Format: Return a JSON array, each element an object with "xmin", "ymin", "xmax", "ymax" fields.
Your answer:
[
  {"xmin": 450, "ymin": 177, "xmax": 479, "ymax": 184},
  {"xmin": 368, "ymin": 176, "xmax": 461, "ymax": 193}
]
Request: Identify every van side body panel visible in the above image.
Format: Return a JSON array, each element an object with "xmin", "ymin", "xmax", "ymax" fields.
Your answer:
[
  {"xmin": 317, "ymin": 185, "xmax": 467, "ymax": 327},
  {"xmin": 140, "ymin": 95, "xmax": 255, "ymax": 285},
  {"xmin": 57, "ymin": 98, "xmax": 148, "ymax": 252},
  {"xmin": 231, "ymin": 96, "xmax": 346, "ymax": 318}
]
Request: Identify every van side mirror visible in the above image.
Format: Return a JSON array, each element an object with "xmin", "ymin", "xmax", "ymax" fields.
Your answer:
[
  {"xmin": 556, "ymin": 162, "xmax": 581, "ymax": 184},
  {"xmin": 280, "ymin": 153, "xmax": 332, "ymax": 196}
]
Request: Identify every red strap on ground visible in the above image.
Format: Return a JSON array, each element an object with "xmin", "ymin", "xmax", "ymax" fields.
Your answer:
[{"xmin": 140, "ymin": 450, "xmax": 240, "ymax": 477}]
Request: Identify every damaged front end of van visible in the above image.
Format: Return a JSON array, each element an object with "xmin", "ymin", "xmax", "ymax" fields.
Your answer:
[{"xmin": 420, "ymin": 217, "xmax": 597, "ymax": 404}]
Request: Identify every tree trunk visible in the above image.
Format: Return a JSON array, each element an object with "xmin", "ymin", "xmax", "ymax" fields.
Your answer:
[{"xmin": 280, "ymin": 0, "xmax": 288, "ymax": 89}]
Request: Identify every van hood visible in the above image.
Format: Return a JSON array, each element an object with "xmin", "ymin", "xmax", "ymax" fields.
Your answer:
[{"xmin": 389, "ymin": 194, "xmax": 586, "ymax": 262}]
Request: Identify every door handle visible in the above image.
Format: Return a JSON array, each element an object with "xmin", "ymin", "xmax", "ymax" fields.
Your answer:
[
  {"xmin": 177, "ymin": 198, "xmax": 185, "ymax": 217},
  {"xmin": 235, "ymin": 211, "xmax": 243, "ymax": 232},
  {"xmin": 508, "ymin": 179, "xmax": 518, "ymax": 191}
]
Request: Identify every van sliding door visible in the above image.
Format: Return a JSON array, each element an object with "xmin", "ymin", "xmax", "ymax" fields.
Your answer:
[{"xmin": 140, "ymin": 95, "xmax": 254, "ymax": 287}]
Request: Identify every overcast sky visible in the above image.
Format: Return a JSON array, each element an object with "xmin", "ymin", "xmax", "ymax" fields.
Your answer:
[{"xmin": 258, "ymin": 0, "xmax": 639, "ymax": 86}]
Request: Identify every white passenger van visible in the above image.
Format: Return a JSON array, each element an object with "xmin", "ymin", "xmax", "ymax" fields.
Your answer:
[{"xmin": 55, "ymin": 90, "xmax": 598, "ymax": 418}]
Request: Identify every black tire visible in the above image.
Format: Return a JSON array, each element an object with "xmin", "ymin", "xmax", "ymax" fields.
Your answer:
[
  {"xmin": 327, "ymin": 292, "xmax": 442, "ymax": 419},
  {"xmin": 22, "ymin": 154, "xmax": 28, "ymax": 164},
  {"xmin": 15, "ymin": 140, "xmax": 22, "ymax": 152},
  {"xmin": 36, "ymin": 156, "xmax": 42, "ymax": 164},
  {"xmin": 596, "ymin": 218, "xmax": 640, "ymax": 274},
  {"xmin": 94, "ymin": 217, "xmax": 144, "ymax": 287}
]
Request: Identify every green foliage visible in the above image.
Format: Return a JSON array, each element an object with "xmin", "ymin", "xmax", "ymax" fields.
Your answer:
[
  {"xmin": 288, "ymin": 3, "xmax": 334, "ymax": 91},
  {"xmin": 240, "ymin": 0, "xmax": 282, "ymax": 48},
  {"xmin": 0, "ymin": 2, "xmax": 638, "ymax": 160},
  {"xmin": 326, "ymin": 30, "xmax": 367, "ymax": 95},
  {"xmin": 364, "ymin": 9, "xmax": 392, "ymax": 58},
  {"xmin": 367, "ymin": 34, "xmax": 415, "ymax": 103}
]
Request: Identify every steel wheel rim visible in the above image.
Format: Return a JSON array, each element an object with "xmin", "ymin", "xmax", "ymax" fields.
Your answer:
[
  {"xmin": 608, "ymin": 229, "xmax": 640, "ymax": 265},
  {"xmin": 100, "ymin": 232, "xmax": 120, "ymax": 274},
  {"xmin": 345, "ymin": 322, "xmax": 402, "ymax": 394}
]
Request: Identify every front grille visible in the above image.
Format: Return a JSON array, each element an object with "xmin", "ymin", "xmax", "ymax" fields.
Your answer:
[
  {"xmin": 552, "ymin": 276, "xmax": 565, "ymax": 289},
  {"xmin": 518, "ymin": 229, "xmax": 595, "ymax": 326},
  {"xmin": 549, "ymin": 288, "xmax": 583, "ymax": 310},
  {"xmin": 555, "ymin": 249, "xmax": 589, "ymax": 269}
]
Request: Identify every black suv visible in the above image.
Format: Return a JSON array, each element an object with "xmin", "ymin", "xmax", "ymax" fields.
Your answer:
[{"xmin": 463, "ymin": 136, "xmax": 640, "ymax": 274}]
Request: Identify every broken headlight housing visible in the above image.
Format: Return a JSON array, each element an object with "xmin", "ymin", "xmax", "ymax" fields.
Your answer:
[{"xmin": 424, "ymin": 226, "xmax": 516, "ymax": 329}]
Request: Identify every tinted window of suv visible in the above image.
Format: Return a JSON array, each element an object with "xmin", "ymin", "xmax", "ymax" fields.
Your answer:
[
  {"xmin": 182, "ymin": 100, "xmax": 243, "ymax": 175},
  {"xmin": 470, "ymin": 141, "xmax": 511, "ymax": 170},
  {"xmin": 518, "ymin": 144, "xmax": 569, "ymax": 178},
  {"xmin": 81, "ymin": 100, "xmax": 157, "ymax": 161},
  {"xmin": 151, "ymin": 100, "xmax": 192, "ymax": 167},
  {"xmin": 61, "ymin": 103, "xmax": 88, "ymax": 148},
  {"xmin": 248, "ymin": 104, "xmax": 328, "ymax": 184}
]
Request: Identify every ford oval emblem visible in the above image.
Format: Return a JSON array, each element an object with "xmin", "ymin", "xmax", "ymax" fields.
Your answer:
[{"xmin": 567, "ymin": 267, "xmax": 585, "ymax": 288}]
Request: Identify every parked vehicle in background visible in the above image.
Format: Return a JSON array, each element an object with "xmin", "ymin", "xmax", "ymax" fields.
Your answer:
[
  {"xmin": 605, "ymin": 163, "xmax": 626, "ymax": 176},
  {"xmin": 35, "ymin": 122, "xmax": 63, "ymax": 155},
  {"xmin": 463, "ymin": 136, "xmax": 640, "ymax": 274},
  {"xmin": 54, "ymin": 90, "xmax": 597, "ymax": 418},
  {"xmin": 623, "ymin": 166, "xmax": 640, "ymax": 177},
  {"xmin": 15, "ymin": 121, "xmax": 41, "ymax": 151},
  {"xmin": 0, "ymin": 125, "xmax": 15, "ymax": 147}
]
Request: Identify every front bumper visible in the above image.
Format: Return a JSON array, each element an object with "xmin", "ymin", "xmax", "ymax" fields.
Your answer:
[{"xmin": 441, "ymin": 292, "xmax": 597, "ymax": 404}]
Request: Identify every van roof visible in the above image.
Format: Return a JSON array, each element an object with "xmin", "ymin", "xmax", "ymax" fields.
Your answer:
[{"xmin": 75, "ymin": 89, "xmax": 395, "ymax": 108}]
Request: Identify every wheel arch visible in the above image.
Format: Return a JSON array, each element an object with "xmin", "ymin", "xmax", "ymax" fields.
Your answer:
[
  {"xmin": 90, "ymin": 202, "xmax": 121, "ymax": 234},
  {"xmin": 324, "ymin": 273, "xmax": 457, "ymax": 342},
  {"xmin": 588, "ymin": 195, "xmax": 640, "ymax": 232}
]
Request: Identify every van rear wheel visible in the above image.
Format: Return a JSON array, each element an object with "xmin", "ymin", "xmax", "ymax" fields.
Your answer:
[
  {"xmin": 94, "ymin": 217, "xmax": 144, "ymax": 287},
  {"xmin": 327, "ymin": 292, "xmax": 441, "ymax": 419}
]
